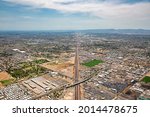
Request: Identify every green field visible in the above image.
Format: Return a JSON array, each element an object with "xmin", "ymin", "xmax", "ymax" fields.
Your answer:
[
  {"xmin": 82, "ymin": 59, "xmax": 104, "ymax": 67},
  {"xmin": 142, "ymin": 76, "xmax": 150, "ymax": 83},
  {"xmin": 0, "ymin": 79, "xmax": 13, "ymax": 86}
]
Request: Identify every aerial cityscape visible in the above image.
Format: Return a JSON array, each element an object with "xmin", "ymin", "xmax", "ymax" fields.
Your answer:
[
  {"xmin": 0, "ymin": 30, "xmax": 150, "ymax": 100},
  {"xmin": 0, "ymin": 0, "xmax": 150, "ymax": 100}
]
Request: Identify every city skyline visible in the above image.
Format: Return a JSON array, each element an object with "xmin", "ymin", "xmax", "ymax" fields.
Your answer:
[{"xmin": 0, "ymin": 0, "xmax": 150, "ymax": 30}]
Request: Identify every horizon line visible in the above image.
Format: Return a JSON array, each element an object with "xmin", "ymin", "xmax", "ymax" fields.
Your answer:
[{"xmin": 0, "ymin": 28, "xmax": 150, "ymax": 32}]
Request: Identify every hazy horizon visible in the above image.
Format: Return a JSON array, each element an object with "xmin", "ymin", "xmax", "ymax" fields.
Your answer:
[{"xmin": 0, "ymin": 28, "xmax": 150, "ymax": 32}]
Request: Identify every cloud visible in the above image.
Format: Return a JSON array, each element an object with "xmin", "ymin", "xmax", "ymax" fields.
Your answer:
[
  {"xmin": 2, "ymin": 0, "xmax": 150, "ymax": 21},
  {"xmin": 21, "ymin": 16, "xmax": 33, "ymax": 19}
]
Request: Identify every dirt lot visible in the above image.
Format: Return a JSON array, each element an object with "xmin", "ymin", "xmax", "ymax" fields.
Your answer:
[
  {"xmin": 0, "ymin": 71, "xmax": 11, "ymax": 81},
  {"xmin": 146, "ymin": 71, "xmax": 150, "ymax": 76},
  {"xmin": 40, "ymin": 62, "xmax": 74, "ymax": 78},
  {"xmin": 0, "ymin": 71, "xmax": 12, "ymax": 88},
  {"xmin": 0, "ymin": 82, "xmax": 4, "ymax": 88},
  {"xmin": 41, "ymin": 58, "xmax": 86, "ymax": 79},
  {"xmin": 41, "ymin": 62, "xmax": 73, "ymax": 70},
  {"xmin": 63, "ymin": 88, "xmax": 74, "ymax": 100},
  {"xmin": 67, "ymin": 57, "xmax": 75, "ymax": 64}
]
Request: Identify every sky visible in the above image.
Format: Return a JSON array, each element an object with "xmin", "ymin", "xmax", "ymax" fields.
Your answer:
[{"xmin": 0, "ymin": 0, "xmax": 150, "ymax": 30}]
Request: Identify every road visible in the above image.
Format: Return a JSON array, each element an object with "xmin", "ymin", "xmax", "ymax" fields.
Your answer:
[{"xmin": 74, "ymin": 39, "xmax": 81, "ymax": 100}]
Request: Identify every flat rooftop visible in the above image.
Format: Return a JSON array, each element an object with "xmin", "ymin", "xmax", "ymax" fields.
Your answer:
[{"xmin": 22, "ymin": 77, "xmax": 58, "ymax": 94}]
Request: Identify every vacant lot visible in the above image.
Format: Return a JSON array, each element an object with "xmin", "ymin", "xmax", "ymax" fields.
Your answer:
[
  {"xmin": 146, "ymin": 71, "xmax": 150, "ymax": 77},
  {"xmin": 41, "ymin": 62, "xmax": 73, "ymax": 71},
  {"xmin": 82, "ymin": 59, "xmax": 104, "ymax": 67},
  {"xmin": 41, "ymin": 62, "xmax": 74, "ymax": 78},
  {"xmin": 0, "ymin": 71, "xmax": 13, "ymax": 87},
  {"xmin": 0, "ymin": 71, "xmax": 11, "ymax": 81}
]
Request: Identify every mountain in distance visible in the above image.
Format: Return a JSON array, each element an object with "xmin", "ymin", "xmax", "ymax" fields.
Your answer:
[
  {"xmin": 78, "ymin": 29, "xmax": 150, "ymax": 35},
  {"xmin": 0, "ymin": 29, "xmax": 150, "ymax": 35}
]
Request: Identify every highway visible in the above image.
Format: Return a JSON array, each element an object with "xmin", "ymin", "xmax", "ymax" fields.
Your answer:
[
  {"xmin": 31, "ymin": 37, "xmax": 82, "ymax": 100},
  {"xmin": 74, "ymin": 38, "xmax": 81, "ymax": 100}
]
